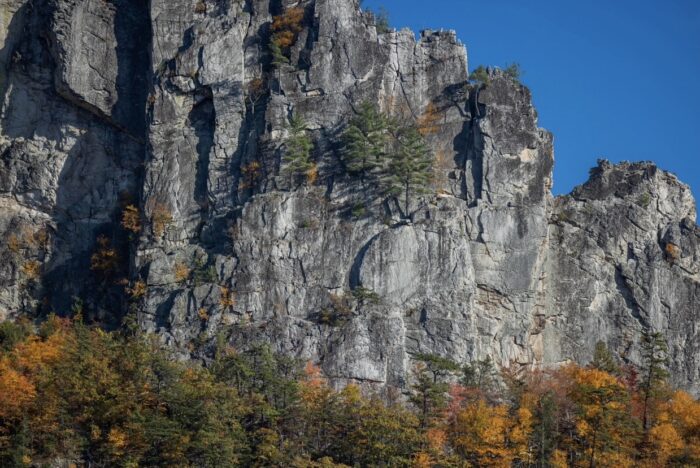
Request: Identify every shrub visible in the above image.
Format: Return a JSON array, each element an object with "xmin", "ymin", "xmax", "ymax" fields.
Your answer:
[
  {"xmin": 351, "ymin": 203, "xmax": 367, "ymax": 218},
  {"xmin": 246, "ymin": 78, "xmax": 267, "ymax": 112},
  {"xmin": 150, "ymin": 203, "xmax": 172, "ymax": 238},
  {"xmin": 240, "ymin": 160, "xmax": 263, "ymax": 190},
  {"xmin": 6, "ymin": 227, "xmax": 48, "ymax": 255},
  {"xmin": 31, "ymin": 228, "xmax": 49, "ymax": 250},
  {"xmin": 637, "ymin": 192, "xmax": 651, "ymax": 208},
  {"xmin": 127, "ymin": 280, "xmax": 147, "ymax": 299},
  {"xmin": 0, "ymin": 320, "xmax": 30, "ymax": 352},
  {"xmin": 121, "ymin": 205, "xmax": 141, "ymax": 234},
  {"xmin": 306, "ymin": 163, "xmax": 318, "ymax": 185},
  {"xmin": 21, "ymin": 261, "xmax": 41, "ymax": 281},
  {"xmin": 174, "ymin": 262, "xmax": 190, "ymax": 283},
  {"xmin": 370, "ymin": 7, "xmax": 391, "ymax": 34},
  {"xmin": 352, "ymin": 286, "xmax": 382, "ymax": 305},
  {"xmin": 219, "ymin": 287, "xmax": 236, "ymax": 309},
  {"xmin": 7, "ymin": 234, "xmax": 21, "ymax": 254},
  {"xmin": 90, "ymin": 235, "xmax": 119, "ymax": 273},
  {"xmin": 270, "ymin": 6, "xmax": 305, "ymax": 65},
  {"xmin": 665, "ymin": 243, "xmax": 680, "ymax": 262},
  {"xmin": 319, "ymin": 294, "xmax": 353, "ymax": 326},
  {"xmin": 193, "ymin": 258, "xmax": 217, "ymax": 286}
]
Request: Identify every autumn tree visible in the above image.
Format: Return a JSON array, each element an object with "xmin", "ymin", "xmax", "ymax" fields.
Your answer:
[
  {"xmin": 448, "ymin": 398, "xmax": 531, "ymax": 466},
  {"xmin": 2, "ymin": 314, "xmax": 699, "ymax": 467},
  {"xmin": 90, "ymin": 234, "xmax": 119, "ymax": 275},
  {"xmin": 121, "ymin": 204, "xmax": 141, "ymax": 234},
  {"xmin": 269, "ymin": 7, "xmax": 304, "ymax": 84},
  {"xmin": 649, "ymin": 390, "xmax": 700, "ymax": 465},
  {"xmin": 566, "ymin": 366, "xmax": 639, "ymax": 467}
]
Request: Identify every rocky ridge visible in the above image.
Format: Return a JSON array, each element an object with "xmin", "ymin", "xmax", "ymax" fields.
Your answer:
[{"xmin": 0, "ymin": 0, "xmax": 698, "ymax": 394}]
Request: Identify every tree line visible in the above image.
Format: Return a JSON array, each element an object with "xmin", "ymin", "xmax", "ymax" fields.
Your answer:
[{"xmin": 1, "ymin": 316, "xmax": 698, "ymax": 467}]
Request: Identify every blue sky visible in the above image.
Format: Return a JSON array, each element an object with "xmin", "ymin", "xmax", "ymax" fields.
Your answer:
[{"xmin": 363, "ymin": 0, "xmax": 700, "ymax": 204}]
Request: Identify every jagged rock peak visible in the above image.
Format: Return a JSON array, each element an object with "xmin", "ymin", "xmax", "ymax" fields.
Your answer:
[{"xmin": 0, "ymin": 0, "xmax": 698, "ymax": 394}]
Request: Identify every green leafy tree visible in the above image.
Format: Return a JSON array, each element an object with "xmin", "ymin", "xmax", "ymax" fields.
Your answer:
[
  {"xmin": 282, "ymin": 115, "xmax": 315, "ymax": 187},
  {"xmin": 382, "ymin": 126, "xmax": 432, "ymax": 218}
]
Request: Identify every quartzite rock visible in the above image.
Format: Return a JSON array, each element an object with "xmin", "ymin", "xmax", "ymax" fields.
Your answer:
[{"xmin": 0, "ymin": 0, "xmax": 697, "ymax": 394}]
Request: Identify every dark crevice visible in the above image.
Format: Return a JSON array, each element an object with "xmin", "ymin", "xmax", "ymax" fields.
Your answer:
[
  {"xmin": 112, "ymin": 0, "xmax": 152, "ymax": 140},
  {"xmin": 189, "ymin": 91, "xmax": 216, "ymax": 220},
  {"xmin": 349, "ymin": 230, "xmax": 385, "ymax": 290},
  {"xmin": 155, "ymin": 290, "xmax": 180, "ymax": 331}
]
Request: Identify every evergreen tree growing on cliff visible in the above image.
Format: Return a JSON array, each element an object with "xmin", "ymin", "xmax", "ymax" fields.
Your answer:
[
  {"xmin": 341, "ymin": 101, "xmax": 392, "ymax": 182},
  {"xmin": 382, "ymin": 126, "xmax": 432, "ymax": 218},
  {"xmin": 281, "ymin": 115, "xmax": 315, "ymax": 186}
]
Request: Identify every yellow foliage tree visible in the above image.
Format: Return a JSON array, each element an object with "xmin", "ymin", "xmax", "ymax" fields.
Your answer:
[
  {"xmin": 449, "ymin": 399, "xmax": 516, "ymax": 466},
  {"xmin": 271, "ymin": 7, "xmax": 305, "ymax": 48},
  {"xmin": 0, "ymin": 357, "xmax": 36, "ymax": 421},
  {"xmin": 91, "ymin": 235, "xmax": 119, "ymax": 273},
  {"xmin": 121, "ymin": 204, "xmax": 141, "ymax": 234},
  {"xmin": 151, "ymin": 203, "xmax": 172, "ymax": 238},
  {"xmin": 566, "ymin": 366, "xmax": 638, "ymax": 467}
]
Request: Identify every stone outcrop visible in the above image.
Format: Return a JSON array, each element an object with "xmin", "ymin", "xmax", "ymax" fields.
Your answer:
[{"xmin": 0, "ymin": 0, "xmax": 698, "ymax": 394}]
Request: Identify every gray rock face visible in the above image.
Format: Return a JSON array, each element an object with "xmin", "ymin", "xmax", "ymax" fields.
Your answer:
[{"xmin": 0, "ymin": 0, "xmax": 698, "ymax": 393}]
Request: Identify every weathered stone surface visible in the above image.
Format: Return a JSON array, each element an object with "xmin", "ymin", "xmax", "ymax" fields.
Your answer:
[{"xmin": 0, "ymin": 0, "xmax": 698, "ymax": 394}]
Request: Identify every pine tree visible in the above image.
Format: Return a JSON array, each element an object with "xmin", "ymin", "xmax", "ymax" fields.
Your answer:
[
  {"xmin": 270, "ymin": 42, "xmax": 289, "ymax": 89},
  {"xmin": 410, "ymin": 354, "xmax": 459, "ymax": 428},
  {"xmin": 341, "ymin": 101, "xmax": 391, "ymax": 180},
  {"xmin": 281, "ymin": 115, "xmax": 314, "ymax": 187},
  {"xmin": 591, "ymin": 341, "xmax": 619, "ymax": 375},
  {"xmin": 461, "ymin": 356, "xmax": 497, "ymax": 396},
  {"xmin": 382, "ymin": 126, "xmax": 432, "ymax": 218},
  {"xmin": 639, "ymin": 331, "xmax": 669, "ymax": 432}
]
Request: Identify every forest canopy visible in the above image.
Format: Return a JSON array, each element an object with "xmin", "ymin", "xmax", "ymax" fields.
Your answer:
[{"xmin": 0, "ymin": 317, "xmax": 698, "ymax": 467}]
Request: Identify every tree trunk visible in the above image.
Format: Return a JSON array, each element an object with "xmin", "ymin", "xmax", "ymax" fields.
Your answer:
[{"xmin": 404, "ymin": 181, "xmax": 409, "ymax": 219}]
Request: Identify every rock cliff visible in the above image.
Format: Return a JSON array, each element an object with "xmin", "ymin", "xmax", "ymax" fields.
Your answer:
[{"xmin": 1, "ymin": 0, "xmax": 698, "ymax": 394}]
